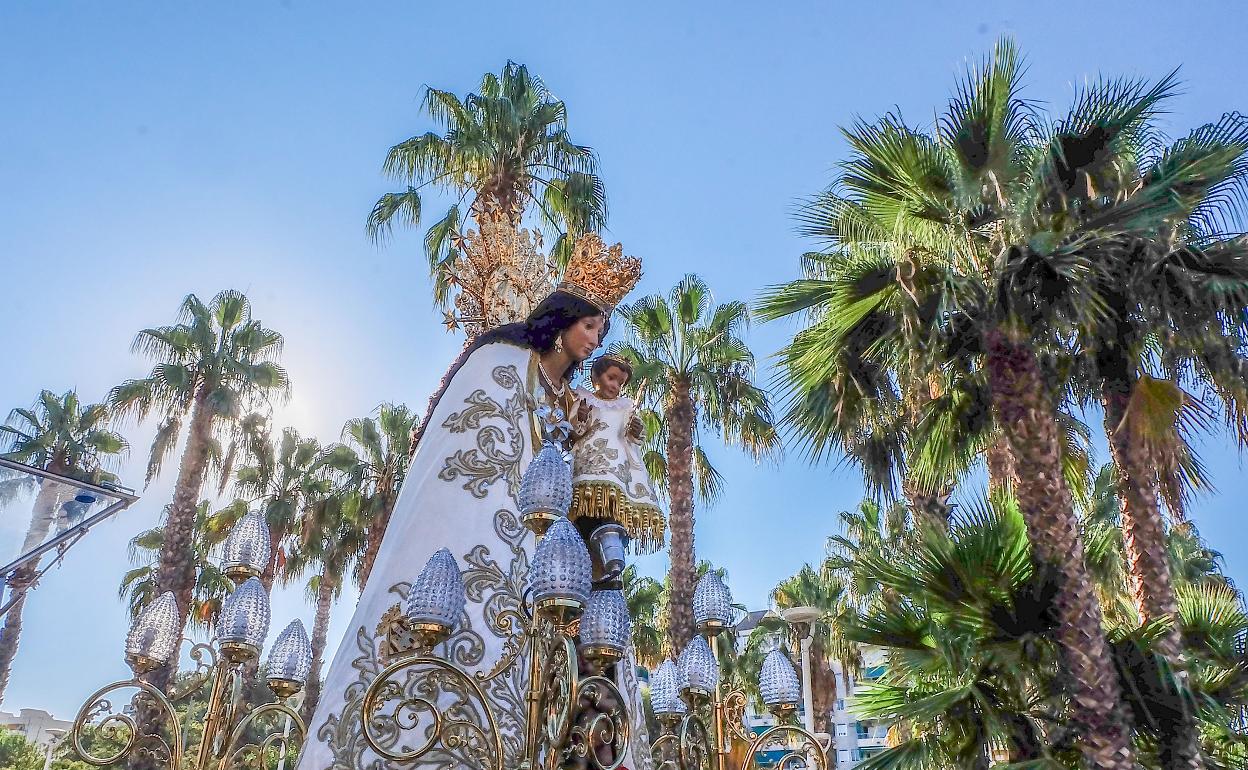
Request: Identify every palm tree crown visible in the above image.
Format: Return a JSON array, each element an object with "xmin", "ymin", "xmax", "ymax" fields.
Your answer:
[
  {"xmin": 109, "ymin": 290, "xmax": 289, "ymax": 485},
  {"xmin": 330, "ymin": 403, "xmax": 416, "ymax": 588},
  {"xmin": 366, "ymin": 61, "xmax": 607, "ymax": 305},
  {"xmin": 1, "ymin": 390, "xmax": 126, "ymax": 482}
]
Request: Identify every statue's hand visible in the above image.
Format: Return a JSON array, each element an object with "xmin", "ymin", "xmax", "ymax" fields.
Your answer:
[{"xmin": 626, "ymin": 414, "xmax": 645, "ymax": 442}]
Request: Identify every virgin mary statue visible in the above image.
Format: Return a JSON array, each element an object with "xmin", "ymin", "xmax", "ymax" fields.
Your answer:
[{"xmin": 298, "ymin": 236, "xmax": 661, "ymax": 770}]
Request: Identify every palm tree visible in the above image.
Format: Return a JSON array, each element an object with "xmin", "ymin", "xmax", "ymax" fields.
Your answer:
[
  {"xmin": 824, "ymin": 500, "xmax": 910, "ymax": 612},
  {"xmin": 118, "ymin": 500, "xmax": 234, "ymax": 632},
  {"xmin": 233, "ymin": 425, "xmax": 331, "ymax": 590},
  {"xmin": 335, "ymin": 404, "xmax": 416, "ymax": 588},
  {"xmin": 285, "ymin": 489, "xmax": 366, "ymax": 722},
  {"xmin": 0, "ymin": 390, "xmax": 126, "ymax": 701},
  {"xmin": 770, "ymin": 564, "xmax": 856, "ymax": 738},
  {"xmin": 366, "ymin": 61, "xmax": 607, "ymax": 307},
  {"xmin": 1064, "ymin": 108, "xmax": 1248, "ymax": 662},
  {"xmin": 621, "ymin": 565, "xmax": 664, "ymax": 670},
  {"xmin": 109, "ymin": 290, "xmax": 288, "ymax": 688},
  {"xmin": 615, "ymin": 275, "xmax": 780, "ymax": 652},
  {"xmin": 848, "ymin": 495, "xmax": 1074, "ymax": 768},
  {"xmin": 1167, "ymin": 522, "xmax": 1231, "ymax": 590},
  {"xmin": 758, "ymin": 40, "xmax": 1245, "ymax": 768},
  {"xmin": 846, "ymin": 489, "xmax": 1248, "ymax": 769}
]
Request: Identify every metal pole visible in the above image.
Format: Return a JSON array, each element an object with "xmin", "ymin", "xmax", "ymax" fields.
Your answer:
[
  {"xmin": 799, "ymin": 634, "xmax": 815, "ymax": 735},
  {"xmin": 708, "ymin": 634, "xmax": 729, "ymax": 770}
]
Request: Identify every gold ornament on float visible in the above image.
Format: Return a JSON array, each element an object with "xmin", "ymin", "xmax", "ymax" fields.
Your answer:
[{"xmin": 447, "ymin": 208, "xmax": 558, "ymax": 336}]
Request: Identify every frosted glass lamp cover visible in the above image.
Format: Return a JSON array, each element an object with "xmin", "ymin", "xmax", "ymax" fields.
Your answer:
[
  {"xmin": 267, "ymin": 619, "xmax": 313, "ymax": 685},
  {"xmin": 692, "ymin": 572, "xmax": 733, "ymax": 632},
  {"xmin": 528, "ymin": 518, "xmax": 592, "ymax": 607},
  {"xmin": 678, "ymin": 636, "xmax": 719, "ymax": 695},
  {"xmin": 649, "ymin": 659, "xmax": 688, "ymax": 716},
  {"xmin": 125, "ymin": 591, "xmax": 180, "ymax": 665},
  {"xmin": 405, "ymin": 548, "xmax": 466, "ymax": 628},
  {"xmin": 221, "ymin": 510, "xmax": 272, "ymax": 580},
  {"xmin": 518, "ymin": 442, "xmax": 573, "ymax": 519},
  {"xmin": 579, "ymin": 589, "xmax": 631, "ymax": 655},
  {"xmin": 216, "ymin": 577, "xmax": 271, "ymax": 650},
  {"xmin": 759, "ymin": 647, "xmax": 802, "ymax": 708}
]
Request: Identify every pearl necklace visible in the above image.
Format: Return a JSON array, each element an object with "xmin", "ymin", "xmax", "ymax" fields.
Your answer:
[{"xmin": 538, "ymin": 359, "xmax": 567, "ymax": 397}]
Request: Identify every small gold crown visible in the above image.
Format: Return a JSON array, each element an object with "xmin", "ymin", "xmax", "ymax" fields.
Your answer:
[
  {"xmin": 594, "ymin": 353, "xmax": 632, "ymax": 370},
  {"xmin": 558, "ymin": 233, "xmax": 642, "ymax": 312}
]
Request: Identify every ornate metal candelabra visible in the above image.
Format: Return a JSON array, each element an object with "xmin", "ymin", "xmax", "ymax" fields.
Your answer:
[
  {"xmin": 358, "ymin": 439, "xmax": 635, "ymax": 770},
  {"xmin": 650, "ymin": 575, "xmax": 829, "ymax": 770},
  {"xmin": 68, "ymin": 510, "xmax": 313, "ymax": 770}
]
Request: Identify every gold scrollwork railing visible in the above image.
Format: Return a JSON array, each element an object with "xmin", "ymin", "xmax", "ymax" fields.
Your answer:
[
  {"xmin": 362, "ymin": 593, "xmax": 633, "ymax": 770},
  {"xmin": 362, "ymin": 654, "xmax": 505, "ymax": 770},
  {"xmin": 68, "ymin": 636, "xmax": 307, "ymax": 770}
]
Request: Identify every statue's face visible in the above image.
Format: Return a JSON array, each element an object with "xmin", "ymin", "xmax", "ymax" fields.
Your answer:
[
  {"xmin": 593, "ymin": 365, "xmax": 629, "ymax": 399},
  {"xmin": 561, "ymin": 313, "xmax": 606, "ymax": 361}
]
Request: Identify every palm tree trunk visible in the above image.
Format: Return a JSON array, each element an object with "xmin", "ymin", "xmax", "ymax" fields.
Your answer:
[
  {"xmin": 665, "ymin": 380, "xmax": 697, "ymax": 654},
  {"xmin": 984, "ymin": 330, "xmax": 1135, "ymax": 770},
  {"xmin": 262, "ymin": 524, "xmax": 283, "ymax": 592},
  {"xmin": 900, "ymin": 482, "xmax": 952, "ymax": 529},
  {"xmin": 357, "ymin": 487, "xmax": 397, "ymax": 590},
  {"xmin": 303, "ymin": 574, "xmax": 335, "ymax": 723},
  {"xmin": 1103, "ymin": 377, "xmax": 1202, "ymax": 770},
  {"xmin": 1101, "ymin": 381, "xmax": 1182, "ymax": 643},
  {"xmin": 0, "ymin": 469, "xmax": 68, "ymax": 703},
  {"xmin": 150, "ymin": 390, "xmax": 214, "ymax": 693},
  {"xmin": 18, "ymin": 479, "xmax": 66, "ymax": 555},
  {"xmin": 985, "ymin": 436, "xmax": 1016, "ymax": 495},
  {"xmin": 0, "ymin": 566, "xmax": 35, "ymax": 704}
]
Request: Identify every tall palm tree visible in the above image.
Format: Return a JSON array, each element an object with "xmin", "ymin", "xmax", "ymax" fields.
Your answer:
[
  {"xmin": 366, "ymin": 61, "xmax": 607, "ymax": 307},
  {"xmin": 621, "ymin": 565, "xmax": 664, "ymax": 670},
  {"xmin": 233, "ymin": 425, "xmax": 331, "ymax": 590},
  {"xmin": 1063, "ymin": 105, "xmax": 1248, "ymax": 664},
  {"xmin": 118, "ymin": 500, "xmax": 234, "ymax": 632},
  {"xmin": 109, "ymin": 290, "xmax": 288, "ymax": 689},
  {"xmin": 0, "ymin": 390, "xmax": 126, "ymax": 701},
  {"xmin": 335, "ymin": 404, "xmax": 416, "ymax": 588},
  {"xmin": 285, "ymin": 489, "xmax": 366, "ymax": 722},
  {"xmin": 758, "ymin": 40, "xmax": 1188, "ymax": 768},
  {"xmin": 615, "ymin": 275, "xmax": 780, "ymax": 652},
  {"xmin": 770, "ymin": 564, "xmax": 856, "ymax": 737}
]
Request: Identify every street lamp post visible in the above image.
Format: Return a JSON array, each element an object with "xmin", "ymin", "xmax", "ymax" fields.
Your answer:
[{"xmin": 781, "ymin": 606, "xmax": 820, "ymax": 736}]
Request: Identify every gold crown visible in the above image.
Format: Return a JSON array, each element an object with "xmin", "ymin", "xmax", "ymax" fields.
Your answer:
[{"xmin": 558, "ymin": 233, "xmax": 642, "ymax": 312}]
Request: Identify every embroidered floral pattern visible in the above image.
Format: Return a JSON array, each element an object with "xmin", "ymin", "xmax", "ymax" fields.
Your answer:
[{"xmin": 439, "ymin": 365, "xmax": 527, "ymax": 498}]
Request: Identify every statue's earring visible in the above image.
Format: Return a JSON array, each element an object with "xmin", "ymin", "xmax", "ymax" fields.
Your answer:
[{"xmin": 554, "ymin": 336, "xmax": 565, "ymax": 354}]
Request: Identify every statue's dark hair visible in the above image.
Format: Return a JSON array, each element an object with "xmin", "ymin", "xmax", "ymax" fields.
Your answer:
[
  {"xmin": 476, "ymin": 291, "xmax": 610, "ymax": 375},
  {"xmin": 411, "ymin": 291, "xmax": 608, "ymax": 446}
]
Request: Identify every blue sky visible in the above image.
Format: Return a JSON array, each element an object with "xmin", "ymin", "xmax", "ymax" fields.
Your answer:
[{"xmin": 1, "ymin": 1, "xmax": 1246, "ymax": 719}]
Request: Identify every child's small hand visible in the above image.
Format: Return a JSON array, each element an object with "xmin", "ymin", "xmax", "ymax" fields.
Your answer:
[
  {"xmin": 577, "ymin": 399, "xmax": 592, "ymax": 423},
  {"xmin": 627, "ymin": 414, "xmax": 644, "ymax": 441}
]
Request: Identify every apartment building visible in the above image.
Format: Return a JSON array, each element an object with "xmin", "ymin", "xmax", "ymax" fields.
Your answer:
[{"xmin": 0, "ymin": 707, "xmax": 72, "ymax": 751}]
